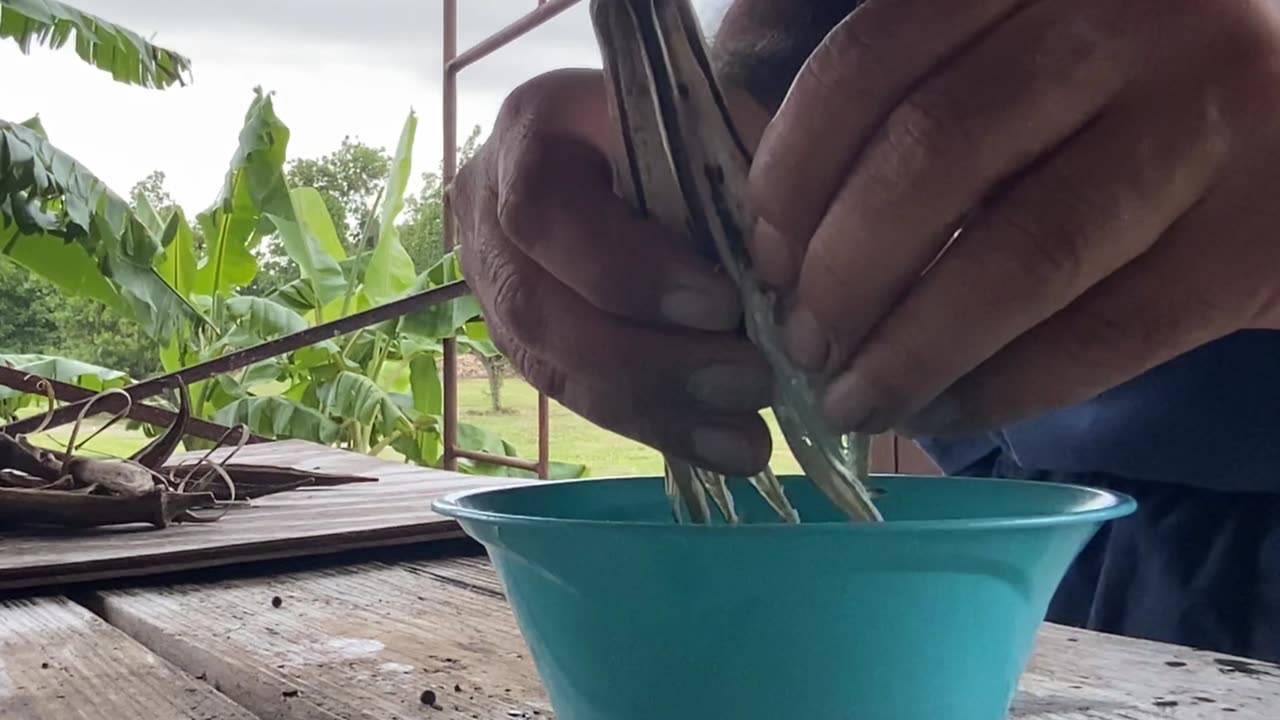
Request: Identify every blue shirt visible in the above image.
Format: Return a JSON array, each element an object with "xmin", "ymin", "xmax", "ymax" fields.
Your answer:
[{"xmin": 918, "ymin": 330, "xmax": 1280, "ymax": 493}]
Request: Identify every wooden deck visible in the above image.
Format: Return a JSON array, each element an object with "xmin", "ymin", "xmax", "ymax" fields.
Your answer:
[
  {"xmin": 0, "ymin": 441, "xmax": 525, "ymax": 591},
  {"xmin": 1, "ymin": 443, "xmax": 1276, "ymax": 719}
]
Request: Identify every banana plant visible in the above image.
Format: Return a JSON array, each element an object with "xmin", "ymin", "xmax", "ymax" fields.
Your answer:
[
  {"xmin": 0, "ymin": 1, "xmax": 585, "ymax": 480},
  {"xmin": 0, "ymin": 1, "xmax": 200, "ymax": 339}
]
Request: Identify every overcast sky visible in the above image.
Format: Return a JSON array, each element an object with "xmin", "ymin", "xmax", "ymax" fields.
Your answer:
[{"xmin": 0, "ymin": 0, "xmax": 732, "ymax": 212}]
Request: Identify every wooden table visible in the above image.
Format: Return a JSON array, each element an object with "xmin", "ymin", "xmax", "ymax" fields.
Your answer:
[{"xmin": 2, "ymin": 539, "xmax": 1277, "ymax": 720}]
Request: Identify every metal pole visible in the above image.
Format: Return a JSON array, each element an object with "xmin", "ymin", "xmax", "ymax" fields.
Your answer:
[
  {"xmin": 445, "ymin": 0, "xmax": 582, "ymax": 75},
  {"xmin": 442, "ymin": 0, "xmax": 460, "ymax": 473},
  {"xmin": 537, "ymin": 394, "xmax": 550, "ymax": 479},
  {"xmin": 443, "ymin": 1, "xmax": 579, "ymax": 480}
]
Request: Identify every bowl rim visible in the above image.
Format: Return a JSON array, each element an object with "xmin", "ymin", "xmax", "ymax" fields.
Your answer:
[{"xmin": 432, "ymin": 473, "xmax": 1138, "ymax": 534}]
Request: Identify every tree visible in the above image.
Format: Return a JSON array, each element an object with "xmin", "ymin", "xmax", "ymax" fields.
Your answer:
[
  {"xmin": 49, "ymin": 296, "xmax": 159, "ymax": 378},
  {"xmin": 129, "ymin": 170, "xmax": 176, "ymax": 215},
  {"xmin": 0, "ymin": 257, "xmax": 61, "ymax": 354},
  {"xmin": 285, "ymin": 137, "xmax": 390, "ymax": 248}
]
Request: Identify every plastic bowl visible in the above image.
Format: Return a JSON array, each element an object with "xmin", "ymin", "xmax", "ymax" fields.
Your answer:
[{"xmin": 434, "ymin": 474, "xmax": 1136, "ymax": 720}]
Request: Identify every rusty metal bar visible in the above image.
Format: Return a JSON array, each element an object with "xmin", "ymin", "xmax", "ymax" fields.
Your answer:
[
  {"xmin": 454, "ymin": 448, "xmax": 540, "ymax": 475},
  {"xmin": 442, "ymin": 0, "xmax": 460, "ymax": 474},
  {"xmin": 537, "ymin": 393, "xmax": 550, "ymax": 478},
  {"xmin": 442, "ymin": 0, "xmax": 575, "ymax": 480},
  {"xmin": 3, "ymin": 281, "xmax": 471, "ymax": 437},
  {"xmin": 0, "ymin": 367, "xmax": 269, "ymax": 445},
  {"xmin": 446, "ymin": 0, "xmax": 582, "ymax": 75}
]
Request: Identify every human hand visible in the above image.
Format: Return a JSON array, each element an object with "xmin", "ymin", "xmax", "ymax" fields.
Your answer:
[
  {"xmin": 451, "ymin": 69, "xmax": 775, "ymax": 474},
  {"xmin": 749, "ymin": 0, "xmax": 1280, "ymax": 438}
]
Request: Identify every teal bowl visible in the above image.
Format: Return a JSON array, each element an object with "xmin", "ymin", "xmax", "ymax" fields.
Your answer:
[{"xmin": 434, "ymin": 474, "xmax": 1136, "ymax": 720}]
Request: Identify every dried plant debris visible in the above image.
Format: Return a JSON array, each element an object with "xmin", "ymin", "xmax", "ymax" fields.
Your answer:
[{"xmin": 0, "ymin": 379, "xmax": 376, "ymax": 531}]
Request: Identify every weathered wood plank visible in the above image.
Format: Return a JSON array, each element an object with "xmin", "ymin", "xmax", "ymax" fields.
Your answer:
[
  {"xmin": 0, "ymin": 595, "xmax": 259, "ymax": 720},
  {"xmin": 0, "ymin": 441, "xmax": 525, "ymax": 591},
  {"xmin": 89, "ymin": 553, "xmax": 547, "ymax": 719},
  {"xmin": 88, "ymin": 554, "xmax": 1277, "ymax": 719}
]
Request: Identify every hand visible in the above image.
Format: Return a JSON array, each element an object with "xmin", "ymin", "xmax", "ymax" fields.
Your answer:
[
  {"xmin": 451, "ymin": 69, "xmax": 775, "ymax": 474},
  {"xmin": 749, "ymin": 0, "xmax": 1280, "ymax": 438}
]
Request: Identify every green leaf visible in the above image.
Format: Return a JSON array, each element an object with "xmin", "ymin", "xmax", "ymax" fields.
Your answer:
[
  {"xmin": 156, "ymin": 207, "xmax": 198, "ymax": 298},
  {"xmin": 391, "ymin": 425, "xmax": 440, "ymax": 467},
  {"xmin": 0, "ymin": 352, "xmax": 127, "ymax": 392},
  {"xmin": 220, "ymin": 295, "xmax": 340, "ymax": 356},
  {"xmin": 269, "ymin": 248, "xmax": 369, "ymax": 314},
  {"xmin": 267, "ymin": 206, "xmax": 346, "ymax": 311},
  {"xmin": 290, "ymin": 187, "xmax": 346, "ymax": 260},
  {"xmin": 0, "ymin": 120, "xmax": 200, "ymax": 336},
  {"xmin": 409, "ymin": 353, "xmax": 442, "ymax": 416},
  {"xmin": 158, "ymin": 337, "xmax": 183, "ymax": 373},
  {"xmin": 194, "ymin": 88, "xmax": 293, "ymax": 298},
  {"xmin": 224, "ymin": 295, "xmax": 308, "ymax": 337},
  {"xmin": 362, "ymin": 110, "xmax": 418, "ymax": 305},
  {"xmin": 214, "ymin": 396, "xmax": 341, "ymax": 445},
  {"xmin": 0, "ymin": 0, "xmax": 192, "ymax": 89},
  {"xmin": 133, "ymin": 191, "xmax": 165, "ymax": 238},
  {"xmin": 318, "ymin": 371, "xmax": 409, "ymax": 438},
  {"xmin": 548, "ymin": 461, "xmax": 589, "ymax": 480},
  {"xmin": 399, "ymin": 252, "xmax": 483, "ymax": 338},
  {"xmin": 0, "ymin": 352, "xmax": 129, "ymax": 416}
]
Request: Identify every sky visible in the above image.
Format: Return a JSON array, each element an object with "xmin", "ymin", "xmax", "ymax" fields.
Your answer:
[{"xmin": 0, "ymin": 0, "xmax": 732, "ymax": 213}]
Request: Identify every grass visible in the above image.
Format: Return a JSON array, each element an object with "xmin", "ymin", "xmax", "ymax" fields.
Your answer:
[
  {"xmin": 460, "ymin": 377, "xmax": 801, "ymax": 477},
  {"xmin": 17, "ymin": 377, "xmax": 801, "ymax": 479}
]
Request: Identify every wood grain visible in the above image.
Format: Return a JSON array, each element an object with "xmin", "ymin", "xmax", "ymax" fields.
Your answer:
[
  {"xmin": 0, "ymin": 595, "xmax": 258, "ymax": 720},
  {"xmin": 89, "ymin": 555, "xmax": 1278, "ymax": 719},
  {"xmin": 89, "ymin": 554, "xmax": 549, "ymax": 720},
  {"xmin": 0, "ymin": 440, "xmax": 526, "ymax": 592}
]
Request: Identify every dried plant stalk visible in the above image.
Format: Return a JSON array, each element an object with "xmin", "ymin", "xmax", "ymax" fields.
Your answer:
[
  {"xmin": 0, "ymin": 379, "xmax": 376, "ymax": 531},
  {"xmin": 0, "ymin": 487, "xmax": 217, "ymax": 529},
  {"xmin": 591, "ymin": 0, "xmax": 883, "ymax": 523}
]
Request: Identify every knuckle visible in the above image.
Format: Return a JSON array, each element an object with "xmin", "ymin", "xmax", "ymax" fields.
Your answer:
[
  {"xmin": 882, "ymin": 90, "xmax": 959, "ymax": 169},
  {"xmin": 807, "ymin": 19, "xmax": 880, "ymax": 93},
  {"xmin": 983, "ymin": 206, "xmax": 1085, "ymax": 297},
  {"xmin": 488, "ymin": 266, "xmax": 546, "ymax": 349},
  {"xmin": 494, "ymin": 74, "xmax": 559, "ymax": 129}
]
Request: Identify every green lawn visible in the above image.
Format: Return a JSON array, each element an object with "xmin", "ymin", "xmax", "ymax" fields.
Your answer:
[
  {"xmin": 460, "ymin": 377, "xmax": 801, "ymax": 477},
  {"xmin": 20, "ymin": 377, "xmax": 800, "ymax": 478}
]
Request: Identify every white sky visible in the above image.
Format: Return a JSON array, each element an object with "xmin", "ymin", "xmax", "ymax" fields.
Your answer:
[{"xmin": 0, "ymin": 0, "xmax": 732, "ymax": 213}]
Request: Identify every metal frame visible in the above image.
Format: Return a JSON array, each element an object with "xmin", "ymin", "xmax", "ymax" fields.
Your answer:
[{"xmin": 441, "ymin": 0, "xmax": 581, "ymax": 479}]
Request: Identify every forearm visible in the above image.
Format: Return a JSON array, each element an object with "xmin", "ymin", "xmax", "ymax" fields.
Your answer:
[{"xmin": 711, "ymin": 0, "xmax": 863, "ymax": 112}]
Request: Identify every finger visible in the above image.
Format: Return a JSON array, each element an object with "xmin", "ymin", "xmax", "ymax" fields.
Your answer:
[
  {"xmin": 460, "ymin": 209, "xmax": 773, "ymax": 474},
  {"xmin": 896, "ymin": 192, "xmax": 1259, "ymax": 438},
  {"xmin": 495, "ymin": 133, "xmax": 741, "ymax": 332},
  {"xmin": 820, "ymin": 92, "xmax": 1230, "ymax": 433},
  {"xmin": 748, "ymin": 0, "xmax": 1029, "ymax": 282},
  {"xmin": 784, "ymin": 0, "xmax": 1144, "ymax": 372},
  {"xmin": 484, "ymin": 317, "xmax": 773, "ymax": 476}
]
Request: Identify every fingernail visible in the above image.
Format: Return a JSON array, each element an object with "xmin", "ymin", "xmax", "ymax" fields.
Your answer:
[
  {"xmin": 661, "ymin": 287, "xmax": 741, "ymax": 331},
  {"xmin": 692, "ymin": 426, "xmax": 755, "ymax": 470},
  {"xmin": 822, "ymin": 369, "xmax": 878, "ymax": 432},
  {"xmin": 749, "ymin": 219, "xmax": 797, "ymax": 289},
  {"xmin": 784, "ymin": 306, "xmax": 830, "ymax": 371},
  {"xmin": 687, "ymin": 364, "xmax": 772, "ymax": 411}
]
